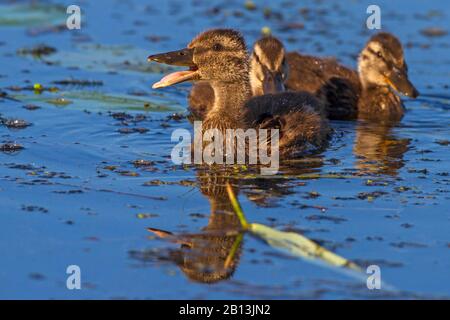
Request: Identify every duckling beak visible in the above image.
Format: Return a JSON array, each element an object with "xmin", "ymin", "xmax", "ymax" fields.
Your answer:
[
  {"xmin": 148, "ymin": 48, "xmax": 194, "ymax": 66},
  {"xmin": 147, "ymin": 48, "xmax": 199, "ymax": 89},
  {"xmin": 263, "ymin": 72, "xmax": 285, "ymax": 94},
  {"xmin": 385, "ymin": 68, "xmax": 419, "ymax": 98}
]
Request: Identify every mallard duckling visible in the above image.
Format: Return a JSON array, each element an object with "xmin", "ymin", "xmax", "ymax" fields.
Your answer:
[
  {"xmin": 148, "ymin": 29, "xmax": 329, "ymax": 158},
  {"xmin": 285, "ymin": 32, "xmax": 419, "ymax": 121},
  {"xmin": 188, "ymin": 36, "xmax": 289, "ymax": 120},
  {"xmin": 249, "ymin": 36, "xmax": 289, "ymax": 97},
  {"xmin": 356, "ymin": 33, "xmax": 419, "ymax": 121}
]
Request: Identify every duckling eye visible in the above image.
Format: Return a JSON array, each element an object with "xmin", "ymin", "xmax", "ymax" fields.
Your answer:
[
  {"xmin": 376, "ymin": 51, "xmax": 383, "ymax": 58},
  {"xmin": 212, "ymin": 43, "xmax": 223, "ymax": 51}
]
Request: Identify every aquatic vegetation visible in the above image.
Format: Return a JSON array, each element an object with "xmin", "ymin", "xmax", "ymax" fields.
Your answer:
[
  {"xmin": 0, "ymin": 3, "xmax": 66, "ymax": 27},
  {"xmin": 244, "ymin": 1, "xmax": 257, "ymax": 11},
  {"xmin": 0, "ymin": 142, "xmax": 24, "ymax": 153},
  {"xmin": 0, "ymin": 116, "xmax": 31, "ymax": 129},
  {"xmin": 10, "ymin": 90, "xmax": 181, "ymax": 112},
  {"xmin": 51, "ymin": 79, "xmax": 103, "ymax": 87},
  {"xmin": 41, "ymin": 44, "xmax": 176, "ymax": 75},
  {"xmin": 225, "ymin": 183, "xmax": 362, "ymax": 272},
  {"xmin": 420, "ymin": 27, "xmax": 448, "ymax": 37},
  {"xmin": 17, "ymin": 45, "xmax": 57, "ymax": 58},
  {"xmin": 45, "ymin": 97, "xmax": 72, "ymax": 106}
]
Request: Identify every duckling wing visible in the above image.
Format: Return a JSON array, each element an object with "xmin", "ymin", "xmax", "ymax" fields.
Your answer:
[
  {"xmin": 244, "ymin": 91, "xmax": 318, "ymax": 119},
  {"xmin": 285, "ymin": 52, "xmax": 361, "ymax": 120},
  {"xmin": 244, "ymin": 92, "xmax": 330, "ymax": 157},
  {"xmin": 285, "ymin": 52, "xmax": 329, "ymax": 93},
  {"xmin": 318, "ymin": 76, "xmax": 360, "ymax": 120}
]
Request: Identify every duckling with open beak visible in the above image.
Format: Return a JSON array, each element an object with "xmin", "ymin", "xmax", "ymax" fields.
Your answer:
[
  {"xmin": 149, "ymin": 48, "xmax": 199, "ymax": 89},
  {"xmin": 186, "ymin": 35, "xmax": 289, "ymax": 121},
  {"xmin": 148, "ymin": 29, "xmax": 330, "ymax": 158}
]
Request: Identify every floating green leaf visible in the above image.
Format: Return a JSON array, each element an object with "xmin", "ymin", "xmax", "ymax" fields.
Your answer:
[
  {"xmin": 226, "ymin": 183, "xmax": 362, "ymax": 272},
  {"xmin": 249, "ymin": 223, "xmax": 360, "ymax": 271}
]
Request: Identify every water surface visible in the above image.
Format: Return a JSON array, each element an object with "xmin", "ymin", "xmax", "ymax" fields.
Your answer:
[{"xmin": 0, "ymin": 0, "xmax": 449, "ymax": 299}]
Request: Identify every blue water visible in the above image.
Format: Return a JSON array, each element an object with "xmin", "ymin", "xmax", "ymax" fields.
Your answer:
[{"xmin": 0, "ymin": 0, "xmax": 449, "ymax": 299}]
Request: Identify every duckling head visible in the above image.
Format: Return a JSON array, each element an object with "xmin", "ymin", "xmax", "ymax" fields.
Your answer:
[
  {"xmin": 148, "ymin": 29, "xmax": 249, "ymax": 88},
  {"xmin": 250, "ymin": 36, "xmax": 288, "ymax": 96},
  {"xmin": 358, "ymin": 32, "xmax": 419, "ymax": 98}
]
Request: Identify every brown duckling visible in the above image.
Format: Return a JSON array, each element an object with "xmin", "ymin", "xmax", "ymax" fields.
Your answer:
[
  {"xmin": 249, "ymin": 36, "xmax": 289, "ymax": 97},
  {"xmin": 188, "ymin": 36, "xmax": 289, "ymax": 120},
  {"xmin": 356, "ymin": 33, "xmax": 419, "ymax": 121},
  {"xmin": 285, "ymin": 32, "xmax": 419, "ymax": 122},
  {"xmin": 148, "ymin": 29, "xmax": 329, "ymax": 158}
]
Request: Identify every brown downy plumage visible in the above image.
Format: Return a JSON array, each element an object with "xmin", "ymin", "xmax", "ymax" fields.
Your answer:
[
  {"xmin": 285, "ymin": 32, "xmax": 419, "ymax": 122},
  {"xmin": 245, "ymin": 91, "xmax": 328, "ymax": 156},
  {"xmin": 188, "ymin": 36, "xmax": 289, "ymax": 120},
  {"xmin": 188, "ymin": 81, "xmax": 214, "ymax": 120},
  {"xmin": 286, "ymin": 53, "xmax": 361, "ymax": 119},
  {"xmin": 149, "ymin": 29, "xmax": 329, "ymax": 158}
]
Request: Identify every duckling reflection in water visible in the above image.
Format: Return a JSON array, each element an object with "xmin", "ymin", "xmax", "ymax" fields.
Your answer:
[
  {"xmin": 285, "ymin": 32, "xmax": 419, "ymax": 122},
  {"xmin": 148, "ymin": 172, "xmax": 243, "ymax": 284},
  {"xmin": 149, "ymin": 29, "xmax": 330, "ymax": 159},
  {"xmin": 145, "ymin": 167, "xmax": 362, "ymax": 284},
  {"xmin": 188, "ymin": 36, "xmax": 289, "ymax": 120},
  {"xmin": 353, "ymin": 122, "xmax": 410, "ymax": 176}
]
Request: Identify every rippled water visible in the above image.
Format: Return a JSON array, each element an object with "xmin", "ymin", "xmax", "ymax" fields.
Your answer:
[{"xmin": 0, "ymin": 0, "xmax": 449, "ymax": 299}]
